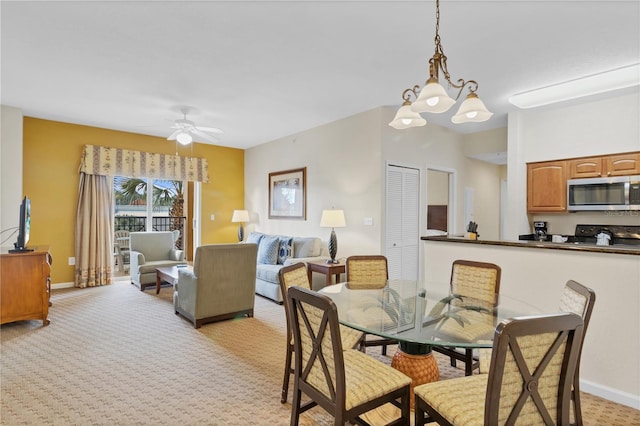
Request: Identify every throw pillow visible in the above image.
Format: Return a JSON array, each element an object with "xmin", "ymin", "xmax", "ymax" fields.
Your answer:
[
  {"xmin": 246, "ymin": 232, "xmax": 264, "ymax": 245},
  {"xmin": 257, "ymin": 235, "xmax": 279, "ymax": 265},
  {"xmin": 277, "ymin": 237, "xmax": 293, "ymax": 265},
  {"xmin": 294, "ymin": 237, "xmax": 321, "ymax": 258}
]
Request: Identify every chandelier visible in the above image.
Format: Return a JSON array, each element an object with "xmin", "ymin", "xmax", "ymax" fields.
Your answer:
[{"xmin": 389, "ymin": 0, "xmax": 493, "ymax": 129}]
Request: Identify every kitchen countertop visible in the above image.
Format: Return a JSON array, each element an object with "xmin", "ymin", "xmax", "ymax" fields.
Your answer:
[{"xmin": 421, "ymin": 236, "xmax": 640, "ymax": 256}]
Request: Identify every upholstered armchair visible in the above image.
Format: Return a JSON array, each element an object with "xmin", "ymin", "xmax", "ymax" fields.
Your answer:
[
  {"xmin": 129, "ymin": 231, "xmax": 185, "ymax": 291},
  {"xmin": 174, "ymin": 243, "xmax": 258, "ymax": 328}
]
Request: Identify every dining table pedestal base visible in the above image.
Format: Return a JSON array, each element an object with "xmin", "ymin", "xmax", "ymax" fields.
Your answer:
[{"xmin": 391, "ymin": 348, "xmax": 439, "ymax": 408}]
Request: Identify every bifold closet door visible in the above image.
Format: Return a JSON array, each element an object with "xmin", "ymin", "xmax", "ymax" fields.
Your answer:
[{"xmin": 385, "ymin": 165, "xmax": 419, "ymax": 281}]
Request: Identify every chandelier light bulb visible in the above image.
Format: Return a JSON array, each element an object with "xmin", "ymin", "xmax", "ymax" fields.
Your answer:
[
  {"xmin": 411, "ymin": 79, "xmax": 456, "ymax": 114},
  {"xmin": 388, "ymin": 101, "xmax": 427, "ymax": 129},
  {"xmin": 451, "ymin": 93, "xmax": 493, "ymax": 124}
]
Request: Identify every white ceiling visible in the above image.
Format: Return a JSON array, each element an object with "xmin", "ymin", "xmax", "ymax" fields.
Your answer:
[{"xmin": 2, "ymin": 1, "xmax": 639, "ymax": 150}]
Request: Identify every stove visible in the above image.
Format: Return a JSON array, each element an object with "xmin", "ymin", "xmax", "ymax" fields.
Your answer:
[{"xmin": 572, "ymin": 224, "xmax": 640, "ymax": 246}]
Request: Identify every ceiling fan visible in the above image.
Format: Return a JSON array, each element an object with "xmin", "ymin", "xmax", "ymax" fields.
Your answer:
[{"xmin": 167, "ymin": 110, "xmax": 223, "ymax": 145}]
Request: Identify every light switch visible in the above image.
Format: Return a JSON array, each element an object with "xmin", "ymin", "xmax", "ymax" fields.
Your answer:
[
  {"xmin": 363, "ymin": 217, "xmax": 374, "ymax": 226},
  {"xmin": 210, "ymin": 214, "xmax": 215, "ymax": 221}
]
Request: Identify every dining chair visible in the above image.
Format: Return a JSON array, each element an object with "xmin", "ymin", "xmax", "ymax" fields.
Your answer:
[
  {"xmin": 278, "ymin": 262, "xmax": 364, "ymax": 404},
  {"xmin": 415, "ymin": 311, "xmax": 585, "ymax": 426},
  {"xmin": 474, "ymin": 279, "xmax": 596, "ymax": 425},
  {"xmin": 345, "ymin": 255, "xmax": 397, "ymax": 355},
  {"xmin": 432, "ymin": 259, "xmax": 501, "ymax": 375},
  {"xmin": 559, "ymin": 280, "xmax": 596, "ymax": 426},
  {"xmin": 287, "ymin": 285, "xmax": 412, "ymax": 425},
  {"xmin": 114, "ymin": 229, "xmax": 130, "ymax": 272}
]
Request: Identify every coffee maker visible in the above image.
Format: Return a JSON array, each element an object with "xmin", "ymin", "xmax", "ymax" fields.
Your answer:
[{"xmin": 533, "ymin": 221, "xmax": 548, "ymax": 241}]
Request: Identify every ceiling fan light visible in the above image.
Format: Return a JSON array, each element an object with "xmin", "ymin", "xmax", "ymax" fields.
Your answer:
[
  {"xmin": 411, "ymin": 79, "xmax": 456, "ymax": 113},
  {"xmin": 176, "ymin": 132, "xmax": 193, "ymax": 145},
  {"xmin": 389, "ymin": 103, "xmax": 427, "ymax": 129},
  {"xmin": 451, "ymin": 93, "xmax": 493, "ymax": 123}
]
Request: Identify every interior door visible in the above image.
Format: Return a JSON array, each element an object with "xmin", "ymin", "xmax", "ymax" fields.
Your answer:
[{"xmin": 385, "ymin": 165, "xmax": 420, "ymax": 281}]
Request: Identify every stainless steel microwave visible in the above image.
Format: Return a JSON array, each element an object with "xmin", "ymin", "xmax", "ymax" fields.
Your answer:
[{"xmin": 567, "ymin": 175, "xmax": 640, "ymax": 211}]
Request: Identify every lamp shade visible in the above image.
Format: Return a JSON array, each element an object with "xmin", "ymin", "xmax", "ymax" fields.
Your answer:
[
  {"xmin": 176, "ymin": 132, "xmax": 193, "ymax": 145},
  {"xmin": 320, "ymin": 209, "xmax": 346, "ymax": 228},
  {"xmin": 451, "ymin": 92, "xmax": 493, "ymax": 123},
  {"xmin": 388, "ymin": 102, "xmax": 427, "ymax": 129},
  {"xmin": 231, "ymin": 210, "xmax": 250, "ymax": 223},
  {"xmin": 411, "ymin": 78, "xmax": 456, "ymax": 113}
]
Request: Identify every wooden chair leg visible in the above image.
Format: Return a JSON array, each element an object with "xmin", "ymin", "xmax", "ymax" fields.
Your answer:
[{"xmin": 281, "ymin": 343, "xmax": 293, "ymax": 403}]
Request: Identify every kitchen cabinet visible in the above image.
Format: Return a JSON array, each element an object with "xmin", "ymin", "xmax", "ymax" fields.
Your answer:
[
  {"xmin": 569, "ymin": 152, "xmax": 640, "ymax": 178},
  {"xmin": 527, "ymin": 160, "xmax": 567, "ymax": 212}
]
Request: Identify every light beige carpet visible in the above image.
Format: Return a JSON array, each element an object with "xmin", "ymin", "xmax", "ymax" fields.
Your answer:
[{"xmin": 1, "ymin": 281, "xmax": 638, "ymax": 425}]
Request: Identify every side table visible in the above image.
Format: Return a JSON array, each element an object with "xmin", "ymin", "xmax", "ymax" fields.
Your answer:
[{"xmin": 307, "ymin": 260, "xmax": 345, "ymax": 286}]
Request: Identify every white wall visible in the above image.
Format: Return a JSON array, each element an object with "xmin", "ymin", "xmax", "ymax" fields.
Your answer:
[
  {"xmin": 245, "ymin": 108, "xmax": 384, "ymax": 259},
  {"xmin": 0, "ymin": 105, "xmax": 24, "ymax": 243},
  {"xmin": 505, "ymin": 92, "xmax": 640, "ymax": 238},
  {"xmin": 244, "ymin": 107, "xmax": 505, "ymax": 260}
]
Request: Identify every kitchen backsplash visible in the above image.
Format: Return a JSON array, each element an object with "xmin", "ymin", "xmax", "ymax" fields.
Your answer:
[{"xmin": 530, "ymin": 212, "xmax": 639, "ymax": 235}]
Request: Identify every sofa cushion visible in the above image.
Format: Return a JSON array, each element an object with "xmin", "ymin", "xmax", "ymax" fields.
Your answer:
[
  {"xmin": 257, "ymin": 235, "xmax": 279, "ymax": 264},
  {"xmin": 293, "ymin": 237, "xmax": 322, "ymax": 258},
  {"xmin": 256, "ymin": 263, "xmax": 283, "ymax": 284},
  {"xmin": 278, "ymin": 237, "xmax": 294, "ymax": 264},
  {"xmin": 246, "ymin": 232, "xmax": 264, "ymax": 245}
]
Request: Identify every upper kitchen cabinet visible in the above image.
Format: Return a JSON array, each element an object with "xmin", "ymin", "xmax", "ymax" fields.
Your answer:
[
  {"xmin": 527, "ymin": 160, "xmax": 568, "ymax": 212},
  {"xmin": 569, "ymin": 152, "xmax": 640, "ymax": 178}
]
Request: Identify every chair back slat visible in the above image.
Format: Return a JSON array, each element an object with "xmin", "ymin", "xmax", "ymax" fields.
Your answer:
[
  {"xmin": 345, "ymin": 255, "xmax": 388, "ymax": 289},
  {"xmin": 288, "ymin": 286, "xmax": 346, "ymax": 413},
  {"xmin": 450, "ymin": 259, "xmax": 501, "ymax": 307},
  {"xmin": 279, "ymin": 263, "xmax": 310, "ymax": 342},
  {"xmin": 485, "ymin": 312, "xmax": 584, "ymax": 425}
]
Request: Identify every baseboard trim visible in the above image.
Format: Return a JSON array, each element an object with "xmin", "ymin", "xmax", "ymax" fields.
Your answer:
[
  {"xmin": 51, "ymin": 276, "xmax": 130, "ymax": 290},
  {"xmin": 581, "ymin": 379, "xmax": 640, "ymax": 410},
  {"xmin": 51, "ymin": 282, "xmax": 75, "ymax": 289}
]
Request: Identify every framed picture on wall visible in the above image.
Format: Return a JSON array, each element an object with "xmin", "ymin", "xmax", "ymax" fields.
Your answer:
[{"xmin": 269, "ymin": 167, "xmax": 306, "ymax": 220}]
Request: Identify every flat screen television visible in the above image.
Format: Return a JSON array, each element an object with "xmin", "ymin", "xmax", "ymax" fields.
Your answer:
[{"xmin": 9, "ymin": 196, "xmax": 34, "ymax": 253}]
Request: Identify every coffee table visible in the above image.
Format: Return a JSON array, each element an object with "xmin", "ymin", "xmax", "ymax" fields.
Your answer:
[{"xmin": 155, "ymin": 265, "xmax": 190, "ymax": 294}]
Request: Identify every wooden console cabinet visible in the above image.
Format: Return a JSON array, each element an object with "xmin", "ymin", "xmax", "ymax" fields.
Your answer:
[{"xmin": 0, "ymin": 246, "xmax": 52, "ymax": 326}]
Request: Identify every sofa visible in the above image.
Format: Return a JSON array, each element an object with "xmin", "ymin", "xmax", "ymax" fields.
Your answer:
[
  {"xmin": 129, "ymin": 231, "xmax": 185, "ymax": 291},
  {"xmin": 246, "ymin": 232, "xmax": 326, "ymax": 303},
  {"xmin": 174, "ymin": 243, "xmax": 258, "ymax": 328}
]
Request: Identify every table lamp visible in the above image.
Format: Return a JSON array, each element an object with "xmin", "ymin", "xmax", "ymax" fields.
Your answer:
[
  {"xmin": 231, "ymin": 210, "xmax": 250, "ymax": 242},
  {"xmin": 320, "ymin": 209, "xmax": 346, "ymax": 264}
]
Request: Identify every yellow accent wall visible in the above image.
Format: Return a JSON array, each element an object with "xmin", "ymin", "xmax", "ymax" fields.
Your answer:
[{"xmin": 23, "ymin": 117, "xmax": 244, "ymax": 285}]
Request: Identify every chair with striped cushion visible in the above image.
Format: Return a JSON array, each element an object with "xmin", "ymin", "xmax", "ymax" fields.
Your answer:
[
  {"xmin": 415, "ymin": 312, "xmax": 585, "ymax": 426},
  {"xmin": 345, "ymin": 255, "xmax": 397, "ymax": 355},
  {"xmin": 432, "ymin": 259, "xmax": 501, "ymax": 375},
  {"xmin": 287, "ymin": 285, "xmax": 412, "ymax": 425},
  {"xmin": 278, "ymin": 262, "xmax": 364, "ymax": 404}
]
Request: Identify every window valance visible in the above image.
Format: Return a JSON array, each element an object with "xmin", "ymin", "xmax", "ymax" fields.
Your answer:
[{"xmin": 79, "ymin": 145, "xmax": 209, "ymax": 183}]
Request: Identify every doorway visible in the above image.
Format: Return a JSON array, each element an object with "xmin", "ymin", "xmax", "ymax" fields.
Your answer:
[{"xmin": 426, "ymin": 167, "xmax": 456, "ymax": 235}]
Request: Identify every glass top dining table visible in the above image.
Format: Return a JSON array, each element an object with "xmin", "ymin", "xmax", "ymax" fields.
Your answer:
[{"xmin": 319, "ymin": 280, "xmax": 542, "ymax": 355}]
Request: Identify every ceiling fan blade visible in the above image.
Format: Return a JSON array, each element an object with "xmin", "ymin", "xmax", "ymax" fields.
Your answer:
[
  {"xmin": 167, "ymin": 129, "xmax": 182, "ymax": 140},
  {"xmin": 192, "ymin": 129, "xmax": 220, "ymax": 143},
  {"xmin": 195, "ymin": 125, "xmax": 224, "ymax": 134}
]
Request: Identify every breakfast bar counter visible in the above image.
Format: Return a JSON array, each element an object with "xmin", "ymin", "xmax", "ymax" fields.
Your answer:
[
  {"xmin": 421, "ymin": 235, "xmax": 640, "ymax": 256},
  {"xmin": 421, "ymin": 236, "xmax": 640, "ymax": 409}
]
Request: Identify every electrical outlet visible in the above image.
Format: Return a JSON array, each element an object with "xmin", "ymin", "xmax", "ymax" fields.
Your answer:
[
  {"xmin": 68, "ymin": 257, "xmax": 75, "ymax": 266},
  {"xmin": 363, "ymin": 217, "xmax": 374, "ymax": 226}
]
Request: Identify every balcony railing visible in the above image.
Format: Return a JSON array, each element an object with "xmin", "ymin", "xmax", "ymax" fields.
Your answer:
[{"xmin": 115, "ymin": 216, "xmax": 186, "ymax": 249}]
